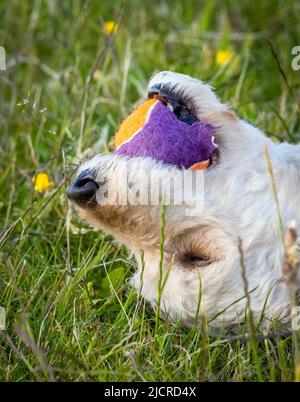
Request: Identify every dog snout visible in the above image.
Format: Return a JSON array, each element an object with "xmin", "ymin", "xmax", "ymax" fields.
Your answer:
[{"xmin": 66, "ymin": 169, "xmax": 99, "ymax": 204}]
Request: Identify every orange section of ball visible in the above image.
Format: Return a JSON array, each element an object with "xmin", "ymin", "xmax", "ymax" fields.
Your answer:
[
  {"xmin": 115, "ymin": 98, "xmax": 158, "ymax": 149},
  {"xmin": 189, "ymin": 160, "xmax": 210, "ymax": 170}
]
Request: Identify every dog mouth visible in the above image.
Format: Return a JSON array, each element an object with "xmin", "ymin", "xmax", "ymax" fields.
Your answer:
[{"xmin": 148, "ymin": 84, "xmax": 198, "ymax": 126}]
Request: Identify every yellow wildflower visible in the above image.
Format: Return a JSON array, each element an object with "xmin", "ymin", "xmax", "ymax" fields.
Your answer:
[
  {"xmin": 32, "ymin": 172, "xmax": 52, "ymax": 192},
  {"xmin": 216, "ymin": 49, "xmax": 233, "ymax": 66},
  {"xmin": 104, "ymin": 21, "xmax": 118, "ymax": 35}
]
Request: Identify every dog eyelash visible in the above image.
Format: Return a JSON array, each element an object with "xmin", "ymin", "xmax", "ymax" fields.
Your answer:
[{"xmin": 159, "ymin": 84, "xmax": 186, "ymax": 101}]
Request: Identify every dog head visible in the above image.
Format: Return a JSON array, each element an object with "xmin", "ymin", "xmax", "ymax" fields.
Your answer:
[{"xmin": 67, "ymin": 72, "xmax": 300, "ymax": 328}]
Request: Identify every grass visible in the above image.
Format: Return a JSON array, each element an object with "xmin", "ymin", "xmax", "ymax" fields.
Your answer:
[{"xmin": 0, "ymin": 0, "xmax": 300, "ymax": 382}]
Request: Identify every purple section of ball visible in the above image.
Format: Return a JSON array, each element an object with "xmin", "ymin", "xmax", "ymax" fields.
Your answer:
[{"xmin": 115, "ymin": 101, "xmax": 216, "ymax": 169}]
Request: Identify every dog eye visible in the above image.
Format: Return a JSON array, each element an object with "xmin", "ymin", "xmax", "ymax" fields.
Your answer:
[
  {"xmin": 148, "ymin": 87, "xmax": 198, "ymax": 125},
  {"xmin": 180, "ymin": 252, "xmax": 211, "ymax": 267},
  {"xmin": 172, "ymin": 103, "xmax": 198, "ymax": 125}
]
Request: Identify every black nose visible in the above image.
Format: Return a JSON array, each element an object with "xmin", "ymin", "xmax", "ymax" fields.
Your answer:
[{"xmin": 66, "ymin": 169, "xmax": 99, "ymax": 204}]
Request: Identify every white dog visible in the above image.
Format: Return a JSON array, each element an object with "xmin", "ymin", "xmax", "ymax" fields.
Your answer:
[{"xmin": 67, "ymin": 71, "xmax": 300, "ymax": 329}]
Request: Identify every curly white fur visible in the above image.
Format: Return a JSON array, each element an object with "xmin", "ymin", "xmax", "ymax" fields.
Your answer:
[{"xmin": 75, "ymin": 71, "xmax": 300, "ymax": 329}]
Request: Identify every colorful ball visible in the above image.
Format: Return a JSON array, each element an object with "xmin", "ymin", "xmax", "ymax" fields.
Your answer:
[{"xmin": 114, "ymin": 98, "xmax": 216, "ymax": 170}]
